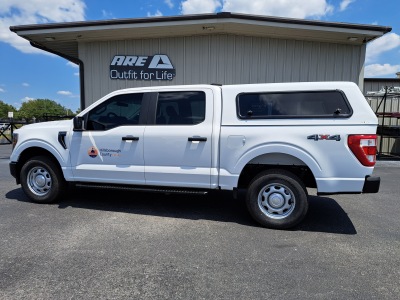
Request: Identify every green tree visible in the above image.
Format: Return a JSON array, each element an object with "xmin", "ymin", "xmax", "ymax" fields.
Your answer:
[
  {"xmin": 0, "ymin": 100, "xmax": 17, "ymax": 120},
  {"xmin": 18, "ymin": 99, "xmax": 69, "ymax": 121},
  {"xmin": 65, "ymin": 108, "xmax": 75, "ymax": 116}
]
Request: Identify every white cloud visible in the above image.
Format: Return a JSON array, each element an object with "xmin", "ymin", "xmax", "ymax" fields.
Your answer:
[
  {"xmin": 365, "ymin": 64, "xmax": 400, "ymax": 77},
  {"xmin": 57, "ymin": 90, "xmax": 73, "ymax": 96},
  {"xmin": 22, "ymin": 83, "xmax": 29, "ymax": 87},
  {"xmin": 21, "ymin": 97, "xmax": 34, "ymax": 102},
  {"xmin": 147, "ymin": 9, "xmax": 163, "ymax": 17},
  {"xmin": 165, "ymin": 0, "xmax": 174, "ymax": 9},
  {"xmin": 0, "ymin": 0, "xmax": 86, "ymax": 54},
  {"xmin": 57, "ymin": 90, "xmax": 79, "ymax": 98},
  {"xmin": 339, "ymin": 0, "xmax": 355, "ymax": 12},
  {"xmin": 221, "ymin": 0, "xmax": 333, "ymax": 18},
  {"xmin": 181, "ymin": 0, "xmax": 222, "ymax": 14},
  {"xmin": 67, "ymin": 61, "xmax": 80, "ymax": 76},
  {"xmin": 366, "ymin": 33, "xmax": 400, "ymax": 63},
  {"xmin": 0, "ymin": 88, "xmax": 5, "ymax": 92},
  {"xmin": 102, "ymin": 9, "xmax": 114, "ymax": 19},
  {"xmin": 66, "ymin": 61, "xmax": 79, "ymax": 68}
]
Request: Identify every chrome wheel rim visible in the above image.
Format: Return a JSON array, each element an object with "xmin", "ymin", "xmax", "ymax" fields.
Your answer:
[
  {"xmin": 27, "ymin": 166, "xmax": 52, "ymax": 196},
  {"xmin": 258, "ymin": 183, "xmax": 295, "ymax": 219}
]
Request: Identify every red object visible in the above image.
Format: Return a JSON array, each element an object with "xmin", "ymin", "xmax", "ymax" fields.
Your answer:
[
  {"xmin": 376, "ymin": 112, "xmax": 400, "ymax": 118},
  {"xmin": 348, "ymin": 135, "xmax": 377, "ymax": 167}
]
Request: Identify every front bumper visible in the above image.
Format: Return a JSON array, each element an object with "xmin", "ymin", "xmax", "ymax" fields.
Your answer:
[
  {"xmin": 9, "ymin": 162, "xmax": 20, "ymax": 184},
  {"xmin": 362, "ymin": 175, "xmax": 380, "ymax": 193}
]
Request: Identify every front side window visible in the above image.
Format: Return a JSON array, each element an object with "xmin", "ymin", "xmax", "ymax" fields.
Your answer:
[
  {"xmin": 155, "ymin": 91, "xmax": 206, "ymax": 125},
  {"xmin": 237, "ymin": 91, "xmax": 352, "ymax": 119},
  {"xmin": 87, "ymin": 93, "xmax": 144, "ymax": 130}
]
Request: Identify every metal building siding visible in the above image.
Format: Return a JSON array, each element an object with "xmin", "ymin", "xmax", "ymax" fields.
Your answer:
[
  {"xmin": 79, "ymin": 34, "xmax": 364, "ymax": 106},
  {"xmin": 363, "ymin": 79, "xmax": 400, "ymax": 94}
]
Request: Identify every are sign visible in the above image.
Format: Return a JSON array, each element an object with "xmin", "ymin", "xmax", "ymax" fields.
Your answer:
[{"xmin": 110, "ymin": 54, "xmax": 176, "ymax": 81}]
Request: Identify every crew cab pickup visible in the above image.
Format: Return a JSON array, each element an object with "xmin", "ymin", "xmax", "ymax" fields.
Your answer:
[{"xmin": 9, "ymin": 82, "xmax": 380, "ymax": 229}]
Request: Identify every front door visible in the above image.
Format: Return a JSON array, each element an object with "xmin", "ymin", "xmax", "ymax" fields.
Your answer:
[{"xmin": 70, "ymin": 92, "xmax": 146, "ymax": 184}]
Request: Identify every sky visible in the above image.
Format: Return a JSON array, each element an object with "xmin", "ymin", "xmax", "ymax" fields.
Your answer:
[{"xmin": 0, "ymin": 0, "xmax": 399, "ymax": 111}]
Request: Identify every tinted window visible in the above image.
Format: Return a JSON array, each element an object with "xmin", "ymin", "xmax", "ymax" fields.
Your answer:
[
  {"xmin": 155, "ymin": 91, "xmax": 206, "ymax": 125},
  {"xmin": 87, "ymin": 93, "xmax": 144, "ymax": 130},
  {"xmin": 237, "ymin": 91, "xmax": 352, "ymax": 119}
]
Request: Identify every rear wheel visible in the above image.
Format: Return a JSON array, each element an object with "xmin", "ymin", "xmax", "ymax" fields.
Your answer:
[
  {"xmin": 246, "ymin": 170, "xmax": 308, "ymax": 229},
  {"xmin": 20, "ymin": 156, "xmax": 66, "ymax": 203}
]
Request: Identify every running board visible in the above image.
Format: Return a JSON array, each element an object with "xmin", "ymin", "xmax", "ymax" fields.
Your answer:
[{"xmin": 75, "ymin": 183, "xmax": 209, "ymax": 195}]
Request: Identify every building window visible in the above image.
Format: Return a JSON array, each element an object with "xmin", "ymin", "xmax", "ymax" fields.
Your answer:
[
  {"xmin": 237, "ymin": 91, "xmax": 352, "ymax": 119},
  {"xmin": 87, "ymin": 93, "xmax": 144, "ymax": 130},
  {"xmin": 155, "ymin": 91, "xmax": 206, "ymax": 125}
]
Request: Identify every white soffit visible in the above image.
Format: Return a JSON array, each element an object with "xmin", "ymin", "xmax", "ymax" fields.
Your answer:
[{"xmin": 10, "ymin": 12, "xmax": 391, "ymax": 60}]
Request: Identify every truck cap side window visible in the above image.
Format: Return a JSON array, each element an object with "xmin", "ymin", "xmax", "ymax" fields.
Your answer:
[
  {"xmin": 155, "ymin": 91, "xmax": 205, "ymax": 125},
  {"xmin": 87, "ymin": 93, "xmax": 144, "ymax": 130},
  {"xmin": 237, "ymin": 90, "xmax": 352, "ymax": 119}
]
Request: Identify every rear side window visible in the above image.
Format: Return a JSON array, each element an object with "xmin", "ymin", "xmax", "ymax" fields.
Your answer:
[
  {"xmin": 237, "ymin": 91, "xmax": 352, "ymax": 119},
  {"xmin": 155, "ymin": 91, "xmax": 205, "ymax": 125}
]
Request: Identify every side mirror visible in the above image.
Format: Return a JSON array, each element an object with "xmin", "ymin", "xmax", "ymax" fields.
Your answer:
[{"xmin": 73, "ymin": 116, "xmax": 85, "ymax": 131}]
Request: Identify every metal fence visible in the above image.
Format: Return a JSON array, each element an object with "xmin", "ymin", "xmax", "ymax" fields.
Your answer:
[
  {"xmin": 0, "ymin": 120, "xmax": 27, "ymax": 145},
  {"xmin": 365, "ymin": 90, "xmax": 400, "ymax": 158},
  {"xmin": 0, "ymin": 115, "xmax": 74, "ymax": 145}
]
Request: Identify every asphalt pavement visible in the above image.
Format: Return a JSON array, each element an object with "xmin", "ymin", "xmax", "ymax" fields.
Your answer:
[{"xmin": 0, "ymin": 143, "xmax": 399, "ymax": 299}]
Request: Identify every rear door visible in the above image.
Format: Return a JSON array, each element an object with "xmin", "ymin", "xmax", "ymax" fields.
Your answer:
[{"xmin": 143, "ymin": 89, "xmax": 214, "ymax": 188}]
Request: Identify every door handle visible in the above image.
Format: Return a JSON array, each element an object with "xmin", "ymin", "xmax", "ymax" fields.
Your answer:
[
  {"xmin": 122, "ymin": 136, "xmax": 139, "ymax": 141},
  {"xmin": 188, "ymin": 137, "xmax": 207, "ymax": 142}
]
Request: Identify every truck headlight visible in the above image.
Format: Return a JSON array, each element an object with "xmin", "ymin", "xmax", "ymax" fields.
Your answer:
[{"xmin": 12, "ymin": 133, "xmax": 18, "ymax": 150}]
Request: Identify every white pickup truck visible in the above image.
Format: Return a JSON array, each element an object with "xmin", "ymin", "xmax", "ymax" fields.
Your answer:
[{"xmin": 9, "ymin": 82, "xmax": 380, "ymax": 229}]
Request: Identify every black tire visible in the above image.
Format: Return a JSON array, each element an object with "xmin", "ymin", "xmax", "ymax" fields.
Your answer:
[
  {"xmin": 246, "ymin": 169, "xmax": 308, "ymax": 229},
  {"xmin": 20, "ymin": 156, "xmax": 66, "ymax": 203}
]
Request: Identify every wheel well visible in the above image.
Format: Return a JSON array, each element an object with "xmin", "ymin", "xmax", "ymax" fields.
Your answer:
[
  {"xmin": 15, "ymin": 147, "xmax": 61, "ymax": 184},
  {"xmin": 237, "ymin": 164, "xmax": 317, "ymax": 189}
]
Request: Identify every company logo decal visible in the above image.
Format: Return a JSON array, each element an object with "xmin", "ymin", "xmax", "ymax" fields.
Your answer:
[
  {"xmin": 88, "ymin": 146, "xmax": 99, "ymax": 158},
  {"xmin": 110, "ymin": 54, "xmax": 176, "ymax": 81},
  {"xmin": 88, "ymin": 146, "xmax": 122, "ymax": 158},
  {"xmin": 99, "ymin": 148, "xmax": 121, "ymax": 157}
]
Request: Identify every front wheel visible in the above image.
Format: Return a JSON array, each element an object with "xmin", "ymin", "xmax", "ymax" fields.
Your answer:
[
  {"xmin": 246, "ymin": 170, "xmax": 308, "ymax": 229},
  {"xmin": 20, "ymin": 156, "xmax": 66, "ymax": 203}
]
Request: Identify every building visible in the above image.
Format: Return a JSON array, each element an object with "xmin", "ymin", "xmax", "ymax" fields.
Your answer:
[
  {"xmin": 11, "ymin": 12, "xmax": 391, "ymax": 109},
  {"xmin": 364, "ymin": 75, "xmax": 400, "ymax": 95}
]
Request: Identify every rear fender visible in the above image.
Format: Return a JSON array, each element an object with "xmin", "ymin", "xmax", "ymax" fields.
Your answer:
[{"xmin": 234, "ymin": 143, "xmax": 322, "ymax": 183}]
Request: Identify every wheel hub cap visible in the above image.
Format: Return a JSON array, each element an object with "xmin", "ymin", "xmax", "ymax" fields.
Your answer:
[
  {"xmin": 27, "ymin": 167, "xmax": 52, "ymax": 196},
  {"xmin": 35, "ymin": 175, "xmax": 46, "ymax": 187},
  {"xmin": 268, "ymin": 193, "xmax": 285, "ymax": 208},
  {"xmin": 257, "ymin": 183, "xmax": 296, "ymax": 219}
]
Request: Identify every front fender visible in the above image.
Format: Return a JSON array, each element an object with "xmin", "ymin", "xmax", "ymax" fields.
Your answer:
[{"xmin": 11, "ymin": 139, "xmax": 71, "ymax": 181}]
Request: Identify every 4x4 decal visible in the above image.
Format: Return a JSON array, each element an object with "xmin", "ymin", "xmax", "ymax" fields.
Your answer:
[{"xmin": 307, "ymin": 134, "xmax": 341, "ymax": 141}]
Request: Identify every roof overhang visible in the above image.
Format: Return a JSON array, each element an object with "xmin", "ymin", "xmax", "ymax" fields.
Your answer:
[
  {"xmin": 10, "ymin": 12, "xmax": 392, "ymax": 61},
  {"xmin": 365, "ymin": 78, "xmax": 400, "ymax": 82}
]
